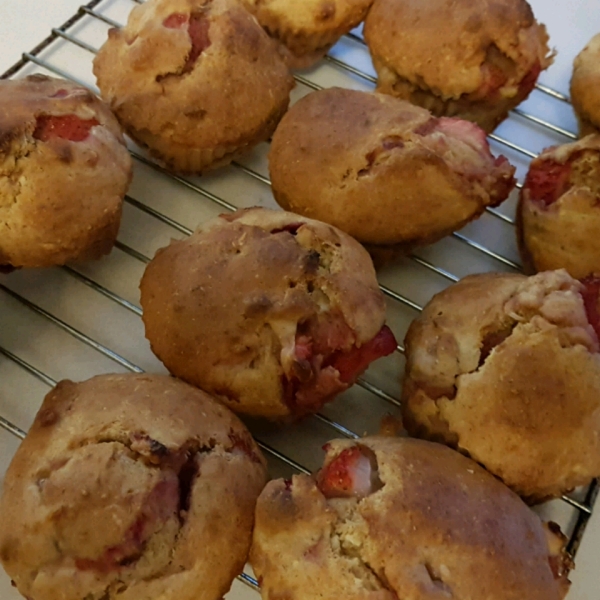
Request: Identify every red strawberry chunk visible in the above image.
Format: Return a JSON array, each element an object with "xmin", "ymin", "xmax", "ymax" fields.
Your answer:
[
  {"xmin": 186, "ymin": 13, "xmax": 211, "ymax": 69},
  {"xmin": 75, "ymin": 475, "xmax": 178, "ymax": 573},
  {"xmin": 163, "ymin": 13, "xmax": 188, "ymax": 28},
  {"xmin": 580, "ymin": 276, "xmax": 600, "ymax": 340},
  {"xmin": 474, "ymin": 62, "xmax": 508, "ymax": 101},
  {"xmin": 518, "ymin": 61, "xmax": 541, "ymax": 97},
  {"xmin": 271, "ymin": 223, "xmax": 303, "ymax": 235},
  {"xmin": 317, "ymin": 447, "xmax": 375, "ymax": 499},
  {"xmin": 33, "ymin": 115, "xmax": 99, "ymax": 142},
  {"xmin": 163, "ymin": 12, "xmax": 211, "ymax": 73},
  {"xmin": 524, "ymin": 159, "xmax": 572, "ymax": 207},
  {"xmin": 295, "ymin": 335, "xmax": 313, "ymax": 361},
  {"xmin": 331, "ymin": 325, "xmax": 397, "ymax": 383}
]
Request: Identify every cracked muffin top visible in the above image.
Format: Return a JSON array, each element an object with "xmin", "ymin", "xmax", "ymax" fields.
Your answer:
[
  {"xmin": 93, "ymin": 0, "xmax": 294, "ymax": 173},
  {"xmin": 140, "ymin": 207, "xmax": 396, "ymax": 419},
  {"xmin": 363, "ymin": 0, "xmax": 552, "ymax": 132},
  {"xmin": 239, "ymin": 0, "xmax": 374, "ymax": 69},
  {"xmin": 402, "ymin": 269, "xmax": 600, "ymax": 502},
  {"xmin": 0, "ymin": 74, "xmax": 131, "ymax": 269},
  {"xmin": 269, "ymin": 88, "xmax": 515, "ymax": 251},
  {"xmin": 571, "ymin": 33, "xmax": 600, "ymax": 136},
  {"xmin": 251, "ymin": 436, "xmax": 570, "ymax": 600},
  {"xmin": 0, "ymin": 373, "xmax": 267, "ymax": 600},
  {"xmin": 517, "ymin": 134, "xmax": 600, "ymax": 278}
]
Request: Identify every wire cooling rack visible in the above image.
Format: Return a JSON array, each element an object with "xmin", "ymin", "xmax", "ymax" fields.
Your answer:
[{"xmin": 0, "ymin": 0, "xmax": 598, "ymax": 597}]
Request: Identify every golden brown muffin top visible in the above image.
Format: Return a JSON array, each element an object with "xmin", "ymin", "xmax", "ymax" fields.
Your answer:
[
  {"xmin": 0, "ymin": 74, "xmax": 126, "ymax": 156},
  {"xmin": 571, "ymin": 33, "xmax": 600, "ymax": 130},
  {"xmin": 93, "ymin": 0, "xmax": 293, "ymax": 149},
  {"xmin": 402, "ymin": 270, "xmax": 600, "ymax": 501},
  {"xmin": 140, "ymin": 207, "xmax": 389, "ymax": 418},
  {"xmin": 0, "ymin": 75, "xmax": 131, "ymax": 268},
  {"xmin": 0, "ymin": 373, "xmax": 267, "ymax": 600},
  {"xmin": 252, "ymin": 436, "xmax": 568, "ymax": 600},
  {"xmin": 243, "ymin": 0, "xmax": 370, "ymax": 33},
  {"xmin": 518, "ymin": 135, "xmax": 600, "ymax": 278},
  {"xmin": 364, "ymin": 0, "xmax": 552, "ymax": 99},
  {"xmin": 269, "ymin": 88, "xmax": 515, "ymax": 246}
]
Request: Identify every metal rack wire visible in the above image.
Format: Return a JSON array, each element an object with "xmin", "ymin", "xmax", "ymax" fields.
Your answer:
[{"xmin": 0, "ymin": 0, "xmax": 598, "ymax": 595}]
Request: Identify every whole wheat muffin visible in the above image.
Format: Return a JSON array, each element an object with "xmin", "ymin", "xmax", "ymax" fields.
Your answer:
[
  {"xmin": 93, "ymin": 0, "xmax": 294, "ymax": 173},
  {"xmin": 402, "ymin": 269, "xmax": 600, "ymax": 502},
  {"xmin": 239, "ymin": 0, "xmax": 374, "ymax": 69},
  {"xmin": 251, "ymin": 436, "xmax": 571, "ymax": 600},
  {"xmin": 0, "ymin": 75, "xmax": 131, "ymax": 269},
  {"xmin": 571, "ymin": 33, "xmax": 600, "ymax": 136},
  {"xmin": 269, "ymin": 88, "xmax": 515, "ymax": 257},
  {"xmin": 517, "ymin": 135, "xmax": 600, "ymax": 278},
  {"xmin": 140, "ymin": 207, "xmax": 397, "ymax": 419},
  {"xmin": 0, "ymin": 373, "xmax": 267, "ymax": 600},
  {"xmin": 364, "ymin": 0, "xmax": 553, "ymax": 133}
]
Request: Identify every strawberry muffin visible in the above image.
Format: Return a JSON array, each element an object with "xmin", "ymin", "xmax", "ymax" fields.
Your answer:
[
  {"xmin": 269, "ymin": 88, "xmax": 515, "ymax": 260},
  {"xmin": 251, "ymin": 436, "xmax": 571, "ymax": 600},
  {"xmin": 140, "ymin": 207, "xmax": 397, "ymax": 419},
  {"xmin": 93, "ymin": 0, "xmax": 293, "ymax": 173},
  {"xmin": 0, "ymin": 75, "xmax": 131, "ymax": 269},
  {"xmin": 402, "ymin": 269, "xmax": 600, "ymax": 502},
  {"xmin": 517, "ymin": 135, "xmax": 600, "ymax": 278},
  {"xmin": 239, "ymin": 0, "xmax": 374, "ymax": 69},
  {"xmin": 0, "ymin": 373, "xmax": 267, "ymax": 600},
  {"xmin": 571, "ymin": 33, "xmax": 600, "ymax": 136},
  {"xmin": 364, "ymin": 0, "xmax": 553, "ymax": 132}
]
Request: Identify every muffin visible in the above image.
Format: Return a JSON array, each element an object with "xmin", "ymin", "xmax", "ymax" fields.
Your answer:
[
  {"xmin": 571, "ymin": 33, "xmax": 600, "ymax": 136},
  {"xmin": 251, "ymin": 436, "xmax": 571, "ymax": 600},
  {"xmin": 140, "ymin": 207, "xmax": 397, "ymax": 419},
  {"xmin": 517, "ymin": 135, "xmax": 600, "ymax": 278},
  {"xmin": 0, "ymin": 75, "xmax": 131, "ymax": 269},
  {"xmin": 364, "ymin": 0, "xmax": 553, "ymax": 133},
  {"xmin": 402, "ymin": 269, "xmax": 600, "ymax": 502},
  {"xmin": 269, "ymin": 88, "xmax": 515, "ymax": 258},
  {"xmin": 239, "ymin": 0, "xmax": 374, "ymax": 69},
  {"xmin": 93, "ymin": 0, "xmax": 294, "ymax": 173},
  {"xmin": 0, "ymin": 373, "xmax": 267, "ymax": 600}
]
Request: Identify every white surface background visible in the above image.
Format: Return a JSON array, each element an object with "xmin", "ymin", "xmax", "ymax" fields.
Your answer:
[{"xmin": 0, "ymin": 1, "xmax": 599, "ymax": 599}]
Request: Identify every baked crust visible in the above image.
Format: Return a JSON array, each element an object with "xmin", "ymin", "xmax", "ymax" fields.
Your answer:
[
  {"xmin": 140, "ymin": 207, "xmax": 392, "ymax": 419},
  {"xmin": 517, "ymin": 134, "xmax": 600, "ymax": 278},
  {"xmin": 251, "ymin": 436, "xmax": 569, "ymax": 600},
  {"xmin": 364, "ymin": 0, "xmax": 553, "ymax": 132},
  {"xmin": 269, "ymin": 88, "xmax": 515, "ymax": 249},
  {"xmin": 93, "ymin": 0, "xmax": 293, "ymax": 173},
  {"xmin": 239, "ymin": 0, "xmax": 374, "ymax": 69},
  {"xmin": 571, "ymin": 33, "xmax": 600, "ymax": 136},
  {"xmin": 0, "ymin": 373, "xmax": 267, "ymax": 600},
  {"xmin": 0, "ymin": 75, "xmax": 131, "ymax": 268},
  {"xmin": 402, "ymin": 270, "xmax": 600, "ymax": 502}
]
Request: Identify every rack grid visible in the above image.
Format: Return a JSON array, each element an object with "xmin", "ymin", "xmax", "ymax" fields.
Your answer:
[{"xmin": 0, "ymin": 0, "xmax": 598, "ymax": 597}]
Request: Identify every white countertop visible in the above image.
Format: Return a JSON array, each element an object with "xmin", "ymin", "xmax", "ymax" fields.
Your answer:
[{"xmin": 0, "ymin": 1, "xmax": 599, "ymax": 599}]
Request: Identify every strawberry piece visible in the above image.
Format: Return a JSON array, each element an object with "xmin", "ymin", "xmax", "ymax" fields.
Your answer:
[
  {"xmin": 50, "ymin": 89, "xmax": 70, "ymax": 99},
  {"xmin": 33, "ymin": 115, "xmax": 99, "ymax": 142},
  {"xmin": 163, "ymin": 12, "xmax": 188, "ymax": 28},
  {"xmin": 163, "ymin": 12, "xmax": 211, "ymax": 73},
  {"xmin": 523, "ymin": 159, "xmax": 572, "ymax": 207},
  {"xmin": 331, "ymin": 325, "xmax": 397, "ymax": 383},
  {"xmin": 518, "ymin": 61, "xmax": 542, "ymax": 98},
  {"xmin": 294, "ymin": 334, "xmax": 313, "ymax": 361},
  {"xmin": 474, "ymin": 62, "xmax": 509, "ymax": 101},
  {"xmin": 75, "ymin": 476, "xmax": 178, "ymax": 573},
  {"xmin": 434, "ymin": 117, "xmax": 489, "ymax": 150},
  {"xmin": 186, "ymin": 13, "xmax": 211, "ymax": 69},
  {"xmin": 580, "ymin": 276, "xmax": 600, "ymax": 340},
  {"xmin": 271, "ymin": 223, "xmax": 303, "ymax": 235},
  {"xmin": 317, "ymin": 446, "xmax": 375, "ymax": 499}
]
